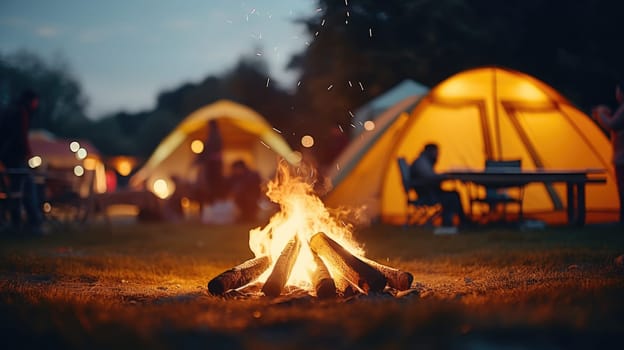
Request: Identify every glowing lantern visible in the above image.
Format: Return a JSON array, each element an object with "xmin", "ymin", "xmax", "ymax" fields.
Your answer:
[
  {"xmin": 191, "ymin": 140, "xmax": 204, "ymax": 154},
  {"xmin": 153, "ymin": 179, "xmax": 170, "ymax": 199},
  {"xmin": 116, "ymin": 160, "xmax": 133, "ymax": 176}
]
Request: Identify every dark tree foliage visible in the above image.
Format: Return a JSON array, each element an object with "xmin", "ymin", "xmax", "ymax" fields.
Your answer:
[
  {"xmin": 289, "ymin": 0, "xmax": 624, "ymax": 163},
  {"xmin": 0, "ymin": 50, "xmax": 90, "ymax": 136}
]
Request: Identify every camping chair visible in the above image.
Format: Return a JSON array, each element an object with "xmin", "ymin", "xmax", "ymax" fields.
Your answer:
[
  {"xmin": 397, "ymin": 157, "xmax": 441, "ymax": 227},
  {"xmin": 469, "ymin": 159, "xmax": 524, "ymax": 224}
]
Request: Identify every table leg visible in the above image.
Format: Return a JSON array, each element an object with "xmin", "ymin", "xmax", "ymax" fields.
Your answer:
[
  {"xmin": 577, "ymin": 182, "xmax": 586, "ymax": 226},
  {"xmin": 566, "ymin": 182, "xmax": 576, "ymax": 225}
]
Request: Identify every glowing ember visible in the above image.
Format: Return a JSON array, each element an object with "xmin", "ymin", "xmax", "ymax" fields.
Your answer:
[{"xmin": 249, "ymin": 162, "xmax": 364, "ymax": 290}]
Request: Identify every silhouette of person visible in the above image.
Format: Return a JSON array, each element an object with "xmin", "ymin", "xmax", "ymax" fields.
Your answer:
[
  {"xmin": 226, "ymin": 159, "xmax": 261, "ymax": 222},
  {"xmin": 410, "ymin": 143, "xmax": 468, "ymax": 230},
  {"xmin": 0, "ymin": 89, "xmax": 45, "ymax": 234},
  {"xmin": 194, "ymin": 120, "xmax": 225, "ymax": 206},
  {"xmin": 593, "ymin": 81, "xmax": 624, "ymax": 224}
]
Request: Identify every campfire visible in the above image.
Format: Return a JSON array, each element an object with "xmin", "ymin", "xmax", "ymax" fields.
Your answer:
[{"xmin": 208, "ymin": 162, "xmax": 413, "ymax": 299}]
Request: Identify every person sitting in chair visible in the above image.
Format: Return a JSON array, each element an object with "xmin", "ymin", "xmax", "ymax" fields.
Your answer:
[
  {"xmin": 410, "ymin": 143, "xmax": 468, "ymax": 232},
  {"xmin": 226, "ymin": 160, "xmax": 262, "ymax": 222}
]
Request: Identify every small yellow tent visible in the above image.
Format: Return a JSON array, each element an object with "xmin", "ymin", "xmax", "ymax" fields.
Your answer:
[
  {"xmin": 325, "ymin": 67, "xmax": 619, "ymax": 225},
  {"xmin": 130, "ymin": 100, "xmax": 300, "ymax": 198}
]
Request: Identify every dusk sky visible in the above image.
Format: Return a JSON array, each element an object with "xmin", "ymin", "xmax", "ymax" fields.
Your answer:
[{"xmin": 0, "ymin": 0, "xmax": 318, "ymax": 118}]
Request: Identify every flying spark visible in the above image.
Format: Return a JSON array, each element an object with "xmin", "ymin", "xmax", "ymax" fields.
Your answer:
[
  {"xmin": 266, "ymin": 77, "xmax": 270, "ymax": 87},
  {"xmin": 358, "ymin": 81, "xmax": 364, "ymax": 91},
  {"xmin": 336, "ymin": 163, "xmax": 340, "ymax": 170},
  {"xmin": 250, "ymin": 8, "xmax": 256, "ymax": 15},
  {"xmin": 345, "ymin": 0, "xmax": 348, "ymax": 5},
  {"xmin": 369, "ymin": 28, "xmax": 373, "ymax": 37},
  {"xmin": 260, "ymin": 141, "xmax": 270, "ymax": 149},
  {"xmin": 327, "ymin": 84, "xmax": 334, "ymax": 91},
  {"xmin": 272, "ymin": 127, "xmax": 282, "ymax": 134},
  {"xmin": 297, "ymin": 81, "xmax": 302, "ymax": 87},
  {"xmin": 316, "ymin": 8, "xmax": 322, "ymax": 12},
  {"xmin": 346, "ymin": 11, "xmax": 350, "ymax": 17},
  {"xmin": 348, "ymin": 110, "xmax": 355, "ymax": 118},
  {"xmin": 256, "ymin": 52, "xmax": 263, "ymax": 56},
  {"xmin": 315, "ymin": 31, "xmax": 319, "ymax": 36},
  {"xmin": 348, "ymin": 80, "xmax": 353, "ymax": 87},
  {"xmin": 321, "ymin": 19, "xmax": 326, "ymax": 26},
  {"xmin": 338, "ymin": 125, "xmax": 344, "ymax": 132},
  {"xmin": 350, "ymin": 123, "xmax": 356, "ymax": 128}
]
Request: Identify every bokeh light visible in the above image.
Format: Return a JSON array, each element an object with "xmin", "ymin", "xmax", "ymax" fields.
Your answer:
[
  {"xmin": 28, "ymin": 156, "xmax": 42, "ymax": 168},
  {"xmin": 153, "ymin": 179, "xmax": 170, "ymax": 199},
  {"xmin": 69, "ymin": 141, "xmax": 80, "ymax": 152},
  {"xmin": 364, "ymin": 120, "xmax": 376, "ymax": 131},
  {"xmin": 76, "ymin": 148, "xmax": 88, "ymax": 160},
  {"xmin": 191, "ymin": 140, "xmax": 204, "ymax": 154},
  {"xmin": 117, "ymin": 160, "xmax": 133, "ymax": 176},
  {"xmin": 83, "ymin": 158, "xmax": 97, "ymax": 170},
  {"xmin": 73, "ymin": 165, "xmax": 85, "ymax": 177},
  {"xmin": 301, "ymin": 135, "xmax": 315, "ymax": 148}
]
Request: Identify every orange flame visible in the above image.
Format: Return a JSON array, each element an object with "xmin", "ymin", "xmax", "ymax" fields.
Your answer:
[{"xmin": 249, "ymin": 161, "xmax": 364, "ymax": 290}]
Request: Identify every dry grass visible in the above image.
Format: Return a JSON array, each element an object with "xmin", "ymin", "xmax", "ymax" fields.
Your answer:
[{"xmin": 1, "ymin": 221, "xmax": 623, "ymax": 349}]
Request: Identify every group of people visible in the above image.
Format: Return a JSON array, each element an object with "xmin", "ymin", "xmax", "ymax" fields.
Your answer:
[
  {"xmin": 167, "ymin": 120, "xmax": 263, "ymax": 223},
  {"xmin": 0, "ymin": 89, "xmax": 45, "ymax": 235},
  {"xmin": 3, "ymin": 82, "xmax": 623, "ymax": 231}
]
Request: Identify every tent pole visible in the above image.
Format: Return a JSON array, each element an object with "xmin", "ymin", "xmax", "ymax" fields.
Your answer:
[{"xmin": 492, "ymin": 68, "xmax": 502, "ymax": 161}]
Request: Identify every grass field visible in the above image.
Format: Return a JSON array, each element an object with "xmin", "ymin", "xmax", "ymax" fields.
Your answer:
[{"xmin": 1, "ymin": 221, "xmax": 623, "ymax": 349}]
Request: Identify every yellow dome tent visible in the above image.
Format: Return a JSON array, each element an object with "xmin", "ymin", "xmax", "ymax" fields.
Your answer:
[
  {"xmin": 325, "ymin": 67, "xmax": 619, "ymax": 225},
  {"xmin": 130, "ymin": 100, "xmax": 300, "ymax": 198}
]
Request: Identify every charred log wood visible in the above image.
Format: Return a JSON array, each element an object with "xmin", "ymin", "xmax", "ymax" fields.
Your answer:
[
  {"xmin": 310, "ymin": 251, "xmax": 337, "ymax": 299},
  {"xmin": 309, "ymin": 232, "xmax": 386, "ymax": 293},
  {"xmin": 208, "ymin": 256, "xmax": 271, "ymax": 295},
  {"xmin": 360, "ymin": 257, "xmax": 414, "ymax": 291},
  {"xmin": 261, "ymin": 235, "xmax": 301, "ymax": 297}
]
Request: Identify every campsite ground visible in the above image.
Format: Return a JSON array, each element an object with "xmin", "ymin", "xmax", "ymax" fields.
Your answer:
[{"xmin": 1, "ymin": 221, "xmax": 623, "ymax": 349}]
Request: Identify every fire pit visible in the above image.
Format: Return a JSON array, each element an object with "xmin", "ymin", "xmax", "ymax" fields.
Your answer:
[{"xmin": 208, "ymin": 162, "xmax": 414, "ymax": 299}]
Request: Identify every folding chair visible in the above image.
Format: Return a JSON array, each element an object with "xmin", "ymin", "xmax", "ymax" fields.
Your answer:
[
  {"xmin": 397, "ymin": 157, "xmax": 441, "ymax": 227},
  {"xmin": 469, "ymin": 159, "xmax": 524, "ymax": 223}
]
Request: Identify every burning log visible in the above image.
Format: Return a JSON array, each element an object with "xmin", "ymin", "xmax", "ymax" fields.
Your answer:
[
  {"xmin": 360, "ymin": 257, "xmax": 414, "ymax": 291},
  {"xmin": 310, "ymin": 251, "xmax": 337, "ymax": 299},
  {"xmin": 309, "ymin": 232, "xmax": 386, "ymax": 293},
  {"xmin": 261, "ymin": 235, "xmax": 302, "ymax": 297},
  {"xmin": 208, "ymin": 256, "xmax": 271, "ymax": 295}
]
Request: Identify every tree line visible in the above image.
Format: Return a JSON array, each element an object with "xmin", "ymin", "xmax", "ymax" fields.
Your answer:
[{"xmin": 2, "ymin": 0, "xmax": 622, "ymax": 166}]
